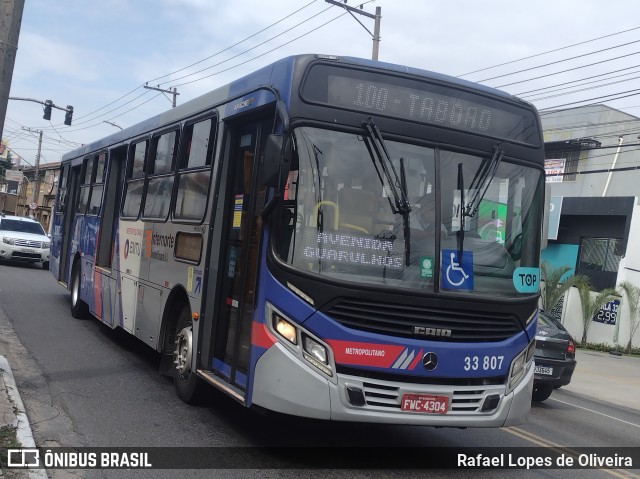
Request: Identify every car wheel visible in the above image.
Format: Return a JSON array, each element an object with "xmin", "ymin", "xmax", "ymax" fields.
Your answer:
[
  {"xmin": 532, "ymin": 383, "xmax": 554, "ymax": 402},
  {"xmin": 172, "ymin": 306, "xmax": 205, "ymax": 404},
  {"xmin": 70, "ymin": 262, "xmax": 89, "ymax": 319},
  {"xmin": 42, "ymin": 261, "xmax": 49, "ymax": 270}
]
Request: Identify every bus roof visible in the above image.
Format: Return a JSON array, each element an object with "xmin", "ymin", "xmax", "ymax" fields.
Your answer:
[{"xmin": 61, "ymin": 54, "xmax": 528, "ymax": 162}]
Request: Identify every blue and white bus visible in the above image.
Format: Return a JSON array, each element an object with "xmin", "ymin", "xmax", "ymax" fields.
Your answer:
[{"xmin": 50, "ymin": 54, "xmax": 544, "ymax": 427}]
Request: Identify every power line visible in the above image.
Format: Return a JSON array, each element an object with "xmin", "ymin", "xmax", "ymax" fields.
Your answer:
[
  {"xmin": 524, "ymin": 74, "xmax": 640, "ymax": 103},
  {"xmin": 149, "ymin": 0, "xmax": 319, "ymax": 87},
  {"xmin": 515, "ymin": 64, "xmax": 640, "ymax": 96},
  {"xmin": 173, "ymin": 10, "xmax": 349, "ymax": 88},
  {"xmin": 493, "ymin": 51, "xmax": 640, "ymax": 89},
  {"xmin": 158, "ymin": 3, "xmax": 337, "ymax": 87},
  {"xmin": 478, "ymin": 39, "xmax": 640, "ymax": 83},
  {"xmin": 458, "ymin": 26, "xmax": 640, "ymax": 77},
  {"xmin": 539, "ymin": 89, "xmax": 640, "ymax": 112}
]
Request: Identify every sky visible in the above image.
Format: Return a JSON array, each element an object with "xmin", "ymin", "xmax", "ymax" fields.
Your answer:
[{"xmin": 4, "ymin": 0, "xmax": 640, "ymax": 167}]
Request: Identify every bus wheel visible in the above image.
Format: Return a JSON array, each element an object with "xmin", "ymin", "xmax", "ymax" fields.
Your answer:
[
  {"xmin": 70, "ymin": 262, "xmax": 89, "ymax": 319},
  {"xmin": 172, "ymin": 307, "xmax": 204, "ymax": 404}
]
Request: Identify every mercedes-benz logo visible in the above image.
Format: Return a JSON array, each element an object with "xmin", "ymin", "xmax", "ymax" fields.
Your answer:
[{"xmin": 422, "ymin": 352, "xmax": 438, "ymax": 371}]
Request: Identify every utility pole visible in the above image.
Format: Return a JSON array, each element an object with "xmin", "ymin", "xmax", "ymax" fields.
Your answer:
[
  {"xmin": 22, "ymin": 126, "xmax": 42, "ymax": 207},
  {"xmin": 0, "ymin": 0, "xmax": 26, "ymax": 141},
  {"xmin": 144, "ymin": 84, "xmax": 179, "ymax": 107},
  {"xmin": 325, "ymin": 0, "xmax": 381, "ymax": 60}
]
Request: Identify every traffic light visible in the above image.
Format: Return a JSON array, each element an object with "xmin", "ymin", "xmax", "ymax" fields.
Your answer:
[
  {"xmin": 43, "ymin": 100, "xmax": 52, "ymax": 120},
  {"xmin": 64, "ymin": 105, "xmax": 73, "ymax": 126}
]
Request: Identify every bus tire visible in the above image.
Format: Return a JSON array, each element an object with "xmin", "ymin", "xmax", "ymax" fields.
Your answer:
[
  {"xmin": 172, "ymin": 306, "xmax": 204, "ymax": 404},
  {"xmin": 70, "ymin": 261, "xmax": 89, "ymax": 319}
]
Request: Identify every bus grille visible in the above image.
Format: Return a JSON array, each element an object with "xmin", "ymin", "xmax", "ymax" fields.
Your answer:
[
  {"xmin": 326, "ymin": 299, "xmax": 521, "ymax": 342},
  {"xmin": 362, "ymin": 381, "xmax": 486, "ymax": 412}
]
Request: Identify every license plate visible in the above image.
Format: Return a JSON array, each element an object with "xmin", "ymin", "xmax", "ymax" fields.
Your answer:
[
  {"xmin": 401, "ymin": 394, "xmax": 449, "ymax": 414},
  {"xmin": 535, "ymin": 365, "xmax": 553, "ymax": 375},
  {"xmin": 20, "ymin": 249, "xmax": 35, "ymax": 253}
]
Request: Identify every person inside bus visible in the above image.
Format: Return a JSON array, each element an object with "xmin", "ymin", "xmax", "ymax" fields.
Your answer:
[{"xmin": 410, "ymin": 202, "xmax": 446, "ymax": 238}]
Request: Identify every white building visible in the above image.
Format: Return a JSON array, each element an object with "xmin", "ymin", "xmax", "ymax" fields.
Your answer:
[{"xmin": 541, "ymin": 104, "xmax": 640, "ymax": 349}]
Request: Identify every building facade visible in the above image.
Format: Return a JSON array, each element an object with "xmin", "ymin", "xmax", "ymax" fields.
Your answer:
[
  {"xmin": 541, "ymin": 104, "xmax": 640, "ymax": 348},
  {"xmin": 14, "ymin": 162, "xmax": 60, "ymax": 232}
]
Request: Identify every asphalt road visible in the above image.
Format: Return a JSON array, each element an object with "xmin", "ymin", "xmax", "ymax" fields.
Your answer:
[{"xmin": 0, "ymin": 261, "xmax": 639, "ymax": 479}]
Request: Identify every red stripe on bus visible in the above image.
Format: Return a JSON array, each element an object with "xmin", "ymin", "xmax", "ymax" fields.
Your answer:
[
  {"xmin": 251, "ymin": 322, "xmax": 277, "ymax": 349},
  {"xmin": 409, "ymin": 349, "xmax": 423, "ymax": 370},
  {"xmin": 93, "ymin": 269, "xmax": 102, "ymax": 319}
]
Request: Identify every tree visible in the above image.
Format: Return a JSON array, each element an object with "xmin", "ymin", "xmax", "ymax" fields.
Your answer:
[
  {"xmin": 616, "ymin": 281, "xmax": 640, "ymax": 353},
  {"xmin": 0, "ymin": 151, "xmax": 13, "ymax": 182},
  {"xmin": 576, "ymin": 283, "xmax": 616, "ymax": 347},
  {"xmin": 540, "ymin": 262, "xmax": 588, "ymax": 313}
]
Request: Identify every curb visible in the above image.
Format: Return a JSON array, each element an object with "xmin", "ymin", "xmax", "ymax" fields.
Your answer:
[{"xmin": 0, "ymin": 355, "xmax": 48, "ymax": 479}]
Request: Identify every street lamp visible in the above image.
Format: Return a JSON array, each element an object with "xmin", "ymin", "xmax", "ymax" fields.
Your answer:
[{"xmin": 103, "ymin": 120, "xmax": 123, "ymax": 130}]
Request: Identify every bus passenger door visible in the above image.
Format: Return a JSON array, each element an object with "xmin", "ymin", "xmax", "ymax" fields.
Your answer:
[
  {"xmin": 58, "ymin": 164, "xmax": 81, "ymax": 284},
  {"xmin": 94, "ymin": 146, "xmax": 126, "ymax": 327},
  {"xmin": 96, "ymin": 146, "xmax": 126, "ymax": 270},
  {"xmin": 211, "ymin": 118, "xmax": 270, "ymax": 391}
]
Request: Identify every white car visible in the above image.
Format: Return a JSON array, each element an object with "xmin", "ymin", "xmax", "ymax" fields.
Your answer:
[{"xmin": 0, "ymin": 215, "xmax": 51, "ymax": 270}]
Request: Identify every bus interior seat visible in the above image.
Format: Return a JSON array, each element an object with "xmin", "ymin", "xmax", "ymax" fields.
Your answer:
[{"xmin": 338, "ymin": 187, "xmax": 375, "ymax": 234}]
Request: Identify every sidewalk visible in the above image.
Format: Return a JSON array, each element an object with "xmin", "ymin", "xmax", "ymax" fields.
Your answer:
[
  {"xmin": 561, "ymin": 349, "xmax": 640, "ymax": 411},
  {"xmin": 0, "ymin": 355, "xmax": 47, "ymax": 478}
]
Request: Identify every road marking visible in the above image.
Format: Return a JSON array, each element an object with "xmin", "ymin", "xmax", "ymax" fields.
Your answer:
[
  {"xmin": 549, "ymin": 397, "xmax": 640, "ymax": 429},
  {"xmin": 504, "ymin": 427, "xmax": 640, "ymax": 479}
]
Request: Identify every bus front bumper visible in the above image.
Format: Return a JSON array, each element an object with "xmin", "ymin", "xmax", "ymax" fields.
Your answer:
[{"xmin": 251, "ymin": 343, "xmax": 533, "ymax": 427}]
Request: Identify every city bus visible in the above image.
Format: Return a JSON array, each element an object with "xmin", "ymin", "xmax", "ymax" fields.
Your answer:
[{"xmin": 50, "ymin": 54, "xmax": 544, "ymax": 427}]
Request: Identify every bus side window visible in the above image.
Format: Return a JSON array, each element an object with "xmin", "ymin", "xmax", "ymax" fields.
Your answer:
[
  {"xmin": 174, "ymin": 117, "xmax": 216, "ymax": 222},
  {"xmin": 143, "ymin": 130, "xmax": 178, "ymax": 221},
  {"xmin": 121, "ymin": 140, "xmax": 148, "ymax": 219},
  {"xmin": 76, "ymin": 156, "xmax": 94, "ymax": 215},
  {"xmin": 87, "ymin": 152, "xmax": 106, "ymax": 216}
]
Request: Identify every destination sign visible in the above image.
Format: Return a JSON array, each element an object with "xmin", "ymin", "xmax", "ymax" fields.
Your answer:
[{"xmin": 301, "ymin": 64, "xmax": 540, "ymax": 145}]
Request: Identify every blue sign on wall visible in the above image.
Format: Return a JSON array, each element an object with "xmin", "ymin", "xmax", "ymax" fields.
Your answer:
[{"xmin": 593, "ymin": 299, "xmax": 620, "ymax": 325}]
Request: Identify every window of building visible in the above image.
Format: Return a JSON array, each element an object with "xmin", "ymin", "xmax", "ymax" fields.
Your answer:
[{"xmin": 578, "ymin": 237, "xmax": 623, "ymax": 272}]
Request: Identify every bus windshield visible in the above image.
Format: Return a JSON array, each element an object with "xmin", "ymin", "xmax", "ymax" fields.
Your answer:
[{"xmin": 274, "ymin": 126, "xmax": 543, "ymax": 297}]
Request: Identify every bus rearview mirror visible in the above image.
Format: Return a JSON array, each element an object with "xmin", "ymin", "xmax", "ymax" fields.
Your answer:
[{"xmin": 262, "ymin": 134, "xmax": 284, "ymax": 188}]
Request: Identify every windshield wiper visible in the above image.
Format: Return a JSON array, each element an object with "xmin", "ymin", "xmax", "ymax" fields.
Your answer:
[
  {"xmin": 362, "ymin": 118, "xmax": 412, "ymax": 266},
  {"xmin": 457, "ymin": 163, "xmax": 465, "ymax": 259},
  {"xmin": 463, "ymin": 143, "xmax": 505, "ymax": 218},
  {"xmin": 362, "ymin": 118, "xmax": 411, "ymax": 215}
]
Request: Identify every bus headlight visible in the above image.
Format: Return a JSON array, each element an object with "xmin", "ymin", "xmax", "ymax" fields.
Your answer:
[
  {"xmin": 302, "ymin": 334, "xmax": 332, "ymax": 377},
  {"xmin": 507, "ymin": 339, "xmax": 534, "ymax": 393},
  {"xmin": 274, "ymin": 314, "xmax": 298, "ymax": 345},
  {"xmin": 266, "ymin": 302, "xmax": 333, "ymax": 378},
  {"xmin": 303, "ymin": 335, "xmax": 327, "ymax": 364}
]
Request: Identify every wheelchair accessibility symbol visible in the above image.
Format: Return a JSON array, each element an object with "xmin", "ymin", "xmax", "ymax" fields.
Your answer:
[{"xmin": 441, "ymin": 249, "xmax": 474, "ymax": 290}]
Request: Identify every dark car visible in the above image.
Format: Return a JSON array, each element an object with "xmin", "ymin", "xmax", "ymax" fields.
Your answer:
[{"xmin": 532, "ymin": 311, "xmax": 577, "ymax": 402}]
